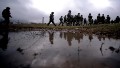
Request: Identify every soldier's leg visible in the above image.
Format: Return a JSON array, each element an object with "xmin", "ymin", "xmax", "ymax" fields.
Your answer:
[
  {"xmin": 73, "ymin": 21, "xmax": 75, "ymax": 26},
  {"xmin": 52, "ymin": 21, "xmax": 56, "ymax": 26},
  {"xmin": 4, "ymin": 18, "xmax": 7, "ymax": 25},
  {"xmin": 47, "ymin": 21, "xmax": 51, "ymax": 26},
  {"xmin": 62, "ymin": 22, "xmax": 64, "ymax": 26},
  {"xmin": 6, "ymin": 18, "xmax": 10, "ymax": 25},
  {"xmin": 4, "ymin": 18, "xmax": 9, "ymax": 29},
  {"xmin": 60, "ymin": 21, "xmax": 63, "ymax": 26},
  {"xmin": 59, "ymin": 22, "xmax": 61, "ymax": 26}
]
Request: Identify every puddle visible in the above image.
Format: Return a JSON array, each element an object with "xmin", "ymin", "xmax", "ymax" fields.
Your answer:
[{"xmin": 0, "ymin": 30, "xmax": 120, "ymax": 68}]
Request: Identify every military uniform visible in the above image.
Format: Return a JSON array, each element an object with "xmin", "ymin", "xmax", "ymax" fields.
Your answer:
[
  {"xmin": 59, "ymin": 16, "xmax": 64, "ymax": 26},
  {"xmin": 2, "ymin": 7, "xmax": 12, "ymax": 25},
  {"xmin": 47, "ymin": 12, "xmax": 56, "ymax": 26}
]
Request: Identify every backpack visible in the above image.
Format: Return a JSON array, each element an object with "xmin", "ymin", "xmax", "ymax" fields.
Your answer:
[{"xmin": 2, "ymin": 9, "xmax": 6, "ymax": 18}]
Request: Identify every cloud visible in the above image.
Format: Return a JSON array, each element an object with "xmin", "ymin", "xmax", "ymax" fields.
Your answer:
[
  {"xmin": 0, "ymin": 0, "xmax": 47, "ymax": 23},
  {"xmin": 0, "ymin": 0, "xmax": 120, "ymax": 23}
]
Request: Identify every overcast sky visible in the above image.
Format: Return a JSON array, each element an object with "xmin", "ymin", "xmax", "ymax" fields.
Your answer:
[{"xmin": 0, "ymin": 0, "xmax": 120, "ymax": 23}]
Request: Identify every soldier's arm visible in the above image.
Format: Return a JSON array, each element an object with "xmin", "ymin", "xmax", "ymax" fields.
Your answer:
[
  {"xmin": 10, "ymin": 15, "xmax": 12, "ymax": 18},
  {"xmin": 9, "ymin": 14, "xmax": 12, "ymax": 18}
]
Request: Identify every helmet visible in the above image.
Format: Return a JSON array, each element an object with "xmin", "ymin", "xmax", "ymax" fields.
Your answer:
[
  {"xmin": 51, "ymin": 12, "xmax": 54, "ymax": 14},
  {"xmin": 68, "ymin": 10, "xmax": 71, "ymax": 12},
  {"xmin": 6, "ymin": 7, "xmax": 10, "ymax": 9}
]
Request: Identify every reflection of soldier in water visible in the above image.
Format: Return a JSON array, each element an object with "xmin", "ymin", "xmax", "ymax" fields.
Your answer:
[
  {"xmin": 98, "ymin": 36, "xmax": 101, "ymax": 41},
  {"xmin": 88, "ymin": 34, "xmax": 93, "ymax": 42},
  {"xmin": 47, "ymin": 12, "xmax": 56, "ymax": 26},
  {"xmin": 100, "ymin": 43, "xmax": 104, "ymax": 56},
  {"xmin": 2, "ymin": 7, "xmax": 12, "ymax": 25},
  {"xmin": 75, "ymin": 32, "xmax": 83, "ymax": 43},
  {"xmin": 48, "ymin": 31, "xmax": 54, "ymax": 44},
  {"xmin": 59, "ymin": 32, "xmax": 63, "ymax": 38},
  {"xmin": 0, "ymin": 31, "xmax": 9, "ymax": 51},
  {"xmin": 64, "ymin": 32, "xmax": 73, "ymax": 46}
]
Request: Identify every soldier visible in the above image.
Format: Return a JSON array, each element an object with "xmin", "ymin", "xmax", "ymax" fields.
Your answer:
[
  {"xmin": 47, "ymin": 12, "xmax": 56, "ymax": 26},
  {"xmin": 111, "ymin": 20, "xmax": 114, "ymax": 24},
  {"xmin": 84, "ymin": 18, "xmax": 87, "ymax": 25},
  {"xmin": 94, "ymin": 19, "xmax": 97, "ymax": 24},
  {"xmin": 115, "ymin": 16, "xmax": 120, "ymax": 23},
  {"xmin": 2, "ymin": 7, "xmax": 12, "ymax": 25},
  {"xmin": 97, "ymin": 13, "xmax": 101, "ymax": 24},
  {"xmin": 64, "ymin": 15, "xmax": 67, "ymax": 25},
  {"xmin": 101, "ymin": 14, "xmax": 105, "ymax": 24},
  {"xmin": 106, "ymin": 15, "xmax": 111, "ymax": 24},
  {"xmin": 73, "ymin": 15, "xmax": 77, "ymax": 26},
  {"xmin": 91, "ymin": 19, "xmax": 93, "ymax": 25},
  {"xmin": 88, "ymin": 13, "xmax": 92, "ymax": 25},
  {"xmin": 80, "ymin": 15, "xmax": 83, "ymax": 25},
  {"xmin": 67, "ymin": 10, "xmax": 72, "ymax": 26},
  {"xmin": 59, "ymin": 16, "xmax": 64, "ymax": 26},
  {"xmin": 71, "ymin": 15, "xmax": 74, "ymax": 26},
  {"xmin": 76, "ymin": 13, "xmax": 81, "ymax": 26}
]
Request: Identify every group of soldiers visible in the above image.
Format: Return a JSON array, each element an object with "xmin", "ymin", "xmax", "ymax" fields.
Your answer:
[
  {"xmin": 1, "ymin": 7, "xmax": 120, "ymax": 26},
  {"xmin": 47, "ymin": 10, "xmax": 120, "ymax": 26}
]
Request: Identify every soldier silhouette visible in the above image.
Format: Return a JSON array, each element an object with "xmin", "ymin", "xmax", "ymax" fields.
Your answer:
[
  {"xmin": 64, "ymin": 15, "xmax": 67, "ymax": 25},
  {"xmin": 80, "ymin": 15, "xmax": 83, "ymax": 25},
  {"xmin": 84, "ymin": 18, "xmax": 87, "ymax": 25},
  {"xmin": 91, "ymin": 19, "xmax": 93, "ymax": 25},
  {"xmin": 88, "ymin": 13, "xmax": 92, "ymax": 25},
  {"xmin": 59, "ymin": 16, "xmax": 64, "ymax": 26},
  {"xmin": 94, "ymin": 19, "xmax": 97, "ymax": 24},
  {"xmin": 73, "ymin": 15, "xmax": 77, "ymax": 26},
  {"xmin": 47, "ymin": 12, "xmax": 56, "ymax": 26},
  {"xmin": 67, "ymin": 10, "xmax": 72, "ymax": 26},
  {"xmin": 76, "ymin": 13, "xmax": 81, "ymax": 26},
  {"xmin": 111, "ymin": 20, "xmax": 114, "ymax": 24},
  {"xmin": 101, "ymin": 14, "xmax": 105, "ymax": 24},
  {"xmin": 97, "ymin": 13, "xmax": 101, "ymax": 24},
  {"xmin": 115, "ymin": 16, "xmax": 120, "ymax": 23},
  {"xmin": 2, "ymin": 7, "xmax": 12, "ymax": 25},
  {"xmin": 106, "ymin": 15, "xmax": 111, "ymax": 24},
  {"xmin": 71, "ymin": 15, "xmax": 74, "ymax": 26}
]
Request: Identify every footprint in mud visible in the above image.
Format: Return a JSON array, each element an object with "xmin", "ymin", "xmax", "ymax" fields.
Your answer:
[
  {"xmin": 16, "ymin": 47, "xmax": 24, "ymax": 55},
  {"xmin": 33, "ymin": 53, "xmax": 42, "ymax": 58},
  {"xmin": 33, "ymin": 53, "xmax": 38, "ymax": 56},
  {"xmin": 109, "ymin": 46, "xmax": 120, "ymax": 53},
  {"xmin": 115, "ymin": 46, "xmax": 120, "ymax": 53},
  {"xmin": 109, "ymin": 46, "xmax": 115, "ymax": 52}
]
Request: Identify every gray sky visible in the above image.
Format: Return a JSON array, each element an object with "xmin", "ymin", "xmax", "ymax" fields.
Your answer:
[{"xmin": 0, "ymin": 0, "xmax": 120, "ymax": 23}]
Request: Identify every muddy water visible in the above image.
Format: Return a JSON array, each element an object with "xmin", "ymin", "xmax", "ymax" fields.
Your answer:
[{"xmin": 0, "ymin": 30, "xmax": 120, "ymax": 68}]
